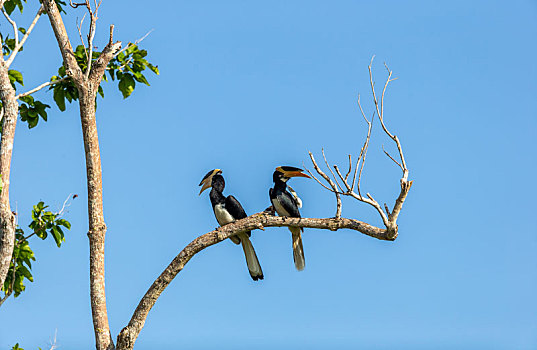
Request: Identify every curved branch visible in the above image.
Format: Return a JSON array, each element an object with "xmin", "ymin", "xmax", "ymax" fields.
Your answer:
[
  {"xmin": 5, "ymin": 5, "xmax": 45, "ymax": 68},
  {"xmin": 306, "ymin": 151, "xmax": 342, "ymax": 218},
  {"xmin": 116, "ymin": 212, "xmax": 390, "ymax": 349},
  {"xmin": 15, "ymin": 77, "xmax": 69, "ymax": 99}
]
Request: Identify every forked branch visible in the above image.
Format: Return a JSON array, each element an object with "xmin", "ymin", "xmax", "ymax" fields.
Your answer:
[
  {"xmin": 116, "ymin": 211, "xmax": 392, "ymax": 349},
  {"xmin": 307, "ymin": 57, "xmax": 412, "ymax": 237}
]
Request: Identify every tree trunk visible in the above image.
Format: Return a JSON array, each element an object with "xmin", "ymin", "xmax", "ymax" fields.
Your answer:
[
  {"xmin": 79, "ymin": 87, "xmax": 113, "ymax": 350},
  {"xmin": 0, "ymin": 55, "xmax": 18, "ymax": 288}
]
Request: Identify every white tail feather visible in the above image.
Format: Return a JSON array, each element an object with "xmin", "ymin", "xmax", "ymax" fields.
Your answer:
[
  {"xmin": 238, "ymin": 233, "xmax": 264, "ymax": 281},
  {"xmin": 290, "ymin": 227, "xmax": 305, "ymax": 271}
]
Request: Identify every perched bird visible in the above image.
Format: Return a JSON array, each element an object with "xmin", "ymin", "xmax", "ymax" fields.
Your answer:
[
  {"xmin": 269, "ymin": 166, "xmax": 310, "ymax": 271},
  {"xmin": 199, "ymin": 169, "xmax": 264, "ymax": 281}
]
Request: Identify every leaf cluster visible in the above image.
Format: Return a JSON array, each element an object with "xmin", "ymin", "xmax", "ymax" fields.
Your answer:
[
  {"xmin": 19, "ymin": 95, "xmax": 50, "ymax": 128},
  {"xmin": 50, "ymin": 43, "xmax": 159, "ymax": 109},
  {"xmin": 0, "ymin": 69, "xmax": 52, "ymax": 129},
  {"xmin": 3, "ymin": 0, "xmax": 66, "ymax": 16},
  {"xmin": 1, "ymin": 28, "xmax": 25, "ymax": 56},
  {"xmin": 107, "ymin": 43, "xmax": 159, "ymax": 98},
  {"xmin": 1, "ymin": 202, "xmax": 71, "ymax": 298},
  {"xmin": 29, "ymin": 201, "xmax": 71, "ymax": 247}
]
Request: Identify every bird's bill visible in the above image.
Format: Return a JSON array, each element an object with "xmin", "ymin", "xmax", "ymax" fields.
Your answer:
[
  {"xmin": 198, "ymin": 180, "xmax": 212, "ymax": 195},
  {"xmin": 276, "ymin": 166, "xmax": 311, "ymax": 179},
  {"xmin": 198, "ymin": 169, "xmax": 221, "ymax": 195},
  {"xmin": 287, "ymin": 171, "xmax": 311, "ymax": 178}
]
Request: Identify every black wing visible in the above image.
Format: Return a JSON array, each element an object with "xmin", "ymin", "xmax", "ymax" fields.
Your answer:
[
  {"xmin": 270, "ymin": 186, "xmax": 301, "ymax": 218},
  {"xmin": 225, "ymin": 195, "xmax": 248, "ymax": 219},
  {"xmin": 226, "ymin": 195, "xmax": 250, "ymax": 237},
  {"xmin": 280, "ymin": 190, "xmax": 301, "ymax": 218}
]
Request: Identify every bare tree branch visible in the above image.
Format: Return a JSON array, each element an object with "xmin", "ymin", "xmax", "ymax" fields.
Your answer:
[
  {"xmin": 76, "ymin": 14, "xmax": 88, "ymax": 61},
  {"xmin": 356, "ymin": 111, "xmax": 373, "ymax": 197},
  {"xmin": 57, "ymin": 193, "xmax": 76, "ymax": 217},
  {"xmin": 381, "ymin": 144, "xmax": 402, "ymax": 169},
  {"xmin": 2, "ymin": 8, "xmax": 18, "ymax": 47},
  {"xmin": 368, "ymin": 57, "xmax": 407, "ymax": 177},
  {"xmin": 15, "ymin": 77, "xmax": 69, "ymax": 99},
  {"xmin": 84, "ymin": 0, "xmax": 98, "ymax": 78},
  {"xmin": 307, "ymin": 151, "xmax": 342, "ymax": 218},
  {"xmin": 114, "ymin": 29, "xmax": 154, "ymax": 58},
  {"xmin": 5, "ymin": 4, "xmax": 45, "ymax": 68},
  {"xmin": 322, "ymin": 148, "xmax": 343, "ymax": 192},
  {"xmin": 115, "ymin": 212, "xmax": 392, "ymax": 349},
  {"xmin": 308, "ymin": 56, "xmax": 411, "ymax": 239}
]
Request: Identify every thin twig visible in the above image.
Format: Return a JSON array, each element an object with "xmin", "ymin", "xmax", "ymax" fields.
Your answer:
[
  {"xmin": 344, "ymin": 154, "xmax": 352, "ymax": 182},
  {"xmin": 382, "ymin": 144, "xmax": 402, "ymax": 169},
  {"xmin": 2, "ymin": 8, "xmax": 18, "ymax": 46},
  {"xmin": 15, "ymin": 77, "xmax": 69, "ymax": 99},
  {"xmin": 6, "ymin": 5, "xmax": 45, "ymax": 68},
  {"xmin": 322, "ymin": 148, "xmax": 343, "ymax": 192},
  {"xmin": 333, "ymin": 165, "xmax": 352, "ymax": 193},
  {"xmin": 22, "ymin": 232, "xmax": 36, "ymax": 241},
  {"xmin": 48, "ymin": 329, "xmax": 58, "ymax": 350},
  {"xmin": 356, "ymin": 112, "xmax": 374, "ymax": 197},
  {"xmin": 84, "ymin": 0, "xmax": 97, "ymax": 78},
  {"xmin": 368, "ymin": 57, "xmax": 408, "ymax": 176},
  {"xmin": 384, "ymin": 203, "xmax": 390, "ymax": 217},
  {"xmin": 57, "ymin": 193, "xmax": 74, "ymax": 217},
  {"xmin": 76, "ymin": 14, "xmax": 88, "ymax": 61},
  {"xmin": 303, "ymin": 163, "xmax": 337, "ymax": 193},
  {"xmin": 69, "ymin": 0, "xmax": 85, "ymax": 8},
  {"xmin": 114, "ymin": 29, "xmax": 154, "ymax": 58},
  {"xmin": 309, "ymin": 152, "xmax": 342, "ymax": 218}
]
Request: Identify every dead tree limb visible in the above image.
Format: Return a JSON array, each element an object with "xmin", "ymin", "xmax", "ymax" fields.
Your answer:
[
  {"xmin": 307, "ymin": 56, "xmax": 412, "ymax": 239},
  {"xmin": 115, "ymin": 212, "xmax": 392, "ymax": 349},
  {"xmin": 116, "ymin": 59, "xmax": 412, "ymax": 349}
]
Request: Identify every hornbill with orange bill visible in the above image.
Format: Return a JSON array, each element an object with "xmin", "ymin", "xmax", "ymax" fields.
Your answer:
[
  {"xmin": 269, "ymin": 166, "xmax": 310, "ymax": 271},
  {"xmin": 199, "ymin": 169, "xmax": 264, "ymax": 281}
]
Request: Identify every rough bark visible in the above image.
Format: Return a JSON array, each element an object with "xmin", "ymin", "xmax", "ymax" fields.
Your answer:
[
  {"xmin": 42, "ymin": 1, "xmax": 120, "ymax": 348},
  {"xmin": 0, "ymin": 54, "xmax": 18, "ymax": 288},
  {"xmin": 79, "ymin": 88, "xmax": 113, "ymax": 349},
  {"xmin": 115, "ymin": 212, "xmax": 391, "ymax": 349}
]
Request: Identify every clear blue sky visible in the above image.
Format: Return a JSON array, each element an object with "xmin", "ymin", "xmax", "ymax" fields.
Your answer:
[{"xmin": 1, "ymin": 0, "xmax": 536, "ymax": 349}]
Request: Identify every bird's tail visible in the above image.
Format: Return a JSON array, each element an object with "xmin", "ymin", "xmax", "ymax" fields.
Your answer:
[
  {"xmin": 290, "ymin": 226, "xmax": 305, "ymax": 271},
  {"xmin": 238, "ymin": 232, "xmax": 264, "ymax": 281}
]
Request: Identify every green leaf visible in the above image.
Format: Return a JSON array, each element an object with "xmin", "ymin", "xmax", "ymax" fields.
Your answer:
[
  {"xmin": 147, "ymin": 63, "xmax": 159, "ymax": 75},
  {"xmin": 3, "ymin": 0, "xmax": 16, "ymax": 15},
  {"xmin": 118, "ymin": 74, "xmax": 135, "ymax": 98},
  {"xmin": 53, "ymin": 87, "xmax": 66, "ymax": 111},
  {"xmin": 17, "ymin": 265, "xmax": 33, "ymax": 282},
  {"xmin": 11, "ymin": 342, "xmax": 24, "ymax": 350},
  {"xmin": 133, "ymin": 72, "xmax": 150, "ymax": 86},
  {"xmin": 50, "ymin": 226, "xmax": 64, "ymax": 247},
  {"xmin": 58, "ymin": 65, "xmax": 66, "ymax": 77},
  {"xmin": 56, "ymin": 218, "xmax": 71, "ymax": 230},
  {"xmin": 8, "ymin": 69, "xmax": 23, "ymax": 87}
]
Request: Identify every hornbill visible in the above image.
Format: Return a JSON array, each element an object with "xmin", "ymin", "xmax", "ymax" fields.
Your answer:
[
  {"xmin": 269, "ymin": 166, "xmax": 310, "ymax": 271},
  {"xmin": 199, "ymin": 169, "xmax": 264, "ymax": 281}
]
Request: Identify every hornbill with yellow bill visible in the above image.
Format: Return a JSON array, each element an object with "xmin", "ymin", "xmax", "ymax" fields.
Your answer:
[
  {"xmin": 270, "ymin": 166, "xmax": 310, "ymax": 271},
  {"xmin": 199, "ymin": 169, "xmax": 264, "ymax": 281}
]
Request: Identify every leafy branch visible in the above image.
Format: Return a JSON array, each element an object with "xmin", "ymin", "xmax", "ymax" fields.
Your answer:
[{"xmin": 0, "ymin": 199, "xmax": 72, "ymax": 306}]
